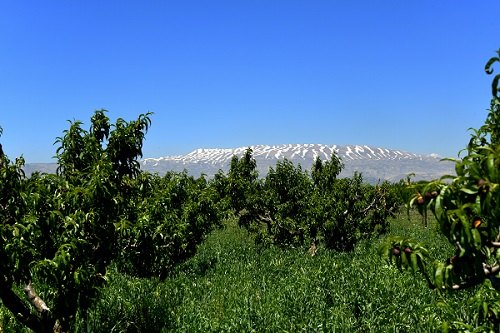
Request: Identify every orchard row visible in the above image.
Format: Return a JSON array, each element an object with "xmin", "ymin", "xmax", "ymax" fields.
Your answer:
[{"xmin": 0, "ymin": 111, "xmax": 404, "ymax": 332}]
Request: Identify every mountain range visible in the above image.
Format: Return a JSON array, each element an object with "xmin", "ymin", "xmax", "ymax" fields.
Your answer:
[
  {"xmin": 23, "ymin": 144, "xmax": 455, "ymax": 183},
  {"xmin": 140, "ymin": 144, "xmax": 454, "ymax": 183}
]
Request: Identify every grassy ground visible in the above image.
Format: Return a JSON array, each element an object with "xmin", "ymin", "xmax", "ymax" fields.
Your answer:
[
  {"xmin": 1, "ymin": 211, "xmax": 477, "ymax": 332},
  {"xmin": 80, "ymin": 211, "xmax": 475, "ymax": 332}
]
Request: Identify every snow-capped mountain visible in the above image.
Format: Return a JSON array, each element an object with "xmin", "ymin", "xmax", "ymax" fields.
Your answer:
[{"xmin": 141, "ymin": 144, "xmax": 454, "ymax": 183}]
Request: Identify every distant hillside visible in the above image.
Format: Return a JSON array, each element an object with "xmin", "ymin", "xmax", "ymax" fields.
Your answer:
[
  {"xmin": 140, "ymin": 144, "xmax": 455, "ymax": 183},
  {"xmin": 23, "ymin": 144, "xmax": 455, "ymax": 183},
  {"xmin": 23, "ymin": 163, "xmax": 58, "ymax": 176}
]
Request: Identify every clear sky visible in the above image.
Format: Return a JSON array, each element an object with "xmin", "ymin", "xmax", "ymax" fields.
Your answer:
[{"xmin": 1, "ymin": 1, "xmax": 499, "ymax": 163}]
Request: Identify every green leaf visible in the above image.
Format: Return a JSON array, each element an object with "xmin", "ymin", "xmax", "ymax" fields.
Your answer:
[
  {"xmin": 487, "ymin": 154, "xmax": 498, "ymax": 181},
  {"xmin": 460, "ymin": 187, "xmax": 478, "ymax": 195},
  {"xmin": 410, "ymin": 252, "xmax": 418, "ymax": 271},
  {"xmin": 444, "ymin": 265, "xmax": 450, "ymax": 283},
  {"xmin": 491, "ymin": 74, "xmax": 500, "ymax": 97},
  {"xmin": 471, "ymin": 228, "xmax": 482, "ymax": 249},
  {"xmin": 401, "ymin": 251, "xmax": 408, "ymax": 268},
  {"xmin": 435, "ymin": 264, "xmax": 444, "ymax": 289},
  {"xmin": 434, "ymin": 194, "xmax": 443, "ymax": 221},
  {"xmin": 485, "ymin": 55, "xmax": 499, "ymax": 74}
]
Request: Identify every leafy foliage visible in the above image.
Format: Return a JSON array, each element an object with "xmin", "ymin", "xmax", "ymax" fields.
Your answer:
[
  {"xmin": 317, "ymin": 173, "xmax": 398, "ymax": 251},
  {"xmin": 115, "ymin": 171, "xmax": 222, "ymax": 279},
  {"xmin": 225, "ymin": 150, "xmax": 401, "ymax": 251},
  {"xmin": 380, "ymin": 50, "xmax": 500, "ymax": 331},
  {"xmin": 0, "ymin": 110, "xmax": 220, "ymax": 332},
  {"xmin": 0, "ymin": 111, "xmax": 154, "ymax": 332}
]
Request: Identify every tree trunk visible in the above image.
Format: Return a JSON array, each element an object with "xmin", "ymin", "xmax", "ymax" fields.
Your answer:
[
  {"xmin": 0, "ymin": 282, "xmax": 43, "ymax": 332},
  {"xmin": 0, "ymin": 281, "xmax": 62, "ymax": 333}
]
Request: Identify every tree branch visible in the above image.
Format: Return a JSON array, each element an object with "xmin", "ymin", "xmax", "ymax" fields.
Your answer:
[
  {"xmin": 451, "ymin": 279, "xmax": 483, "ymax": 290},
  {"xmin": 256, "ymin": 213, "xmax": 274, "ymax": 233},
  {"xmin": 449, "ymin": 266, "xmax": 500, "ymax": 291},
  {"xmin": 361, "ymin": 197, "xmax": 378, "ymax": 215},
  {"xmin": 489, "ymin": 241, "xmax": 500, "ymax": 248},
  {"xmin": 483, "ymin": 263, "xmax": 500, "ymax": 276},
  {"xmin": 257, "ymin": 214, "xmax": 273, "ymax": 224},
  {"xmin": 0, "ymin": 281, "xmax": 43, "ymax": 332},
  {"xmin": 420, "ymin": 269, "xmax": 436, "ymax": 290},
  {"xmin": 24, "ymin": 282, "xmax": 50, "ymax": 314}
]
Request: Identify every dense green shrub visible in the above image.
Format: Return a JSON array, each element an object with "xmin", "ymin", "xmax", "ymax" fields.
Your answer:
[
  {"xmin": 226, "ymin": 149, "xmax": 400, "ymax": 251},
  {"xmin": 0, "ymin": 111, "xmax": 220, "ymax": 332},
  {"xmin": 115, "ymin": 171, "xmax": 222, "ymax": 279},
  {"xmin": 0, "ymin": 110, "xmax": 153, "ymax": 332}
]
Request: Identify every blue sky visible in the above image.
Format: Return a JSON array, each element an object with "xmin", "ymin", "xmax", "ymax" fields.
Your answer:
[{"xmin": 1, "ymin": 1, "xmax": 499, "ymax": 163}]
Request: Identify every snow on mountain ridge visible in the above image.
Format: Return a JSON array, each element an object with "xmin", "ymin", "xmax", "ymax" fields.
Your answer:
[
  {"xmin": 20, "ymin": 144, "xmax": 451, "ymax": 183},
  {"xmin": 142, "ymin": 144, "xmax": 438, "ymax": 165}
]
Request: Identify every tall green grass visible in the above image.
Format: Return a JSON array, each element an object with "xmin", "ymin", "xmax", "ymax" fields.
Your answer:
[
  {"xmin": 0, "ymin": 212, "xmax": 476, "ymax": 332},
  {"xmin": 68, "ymin": 211, "xmax": 475, "ymax": 332}
]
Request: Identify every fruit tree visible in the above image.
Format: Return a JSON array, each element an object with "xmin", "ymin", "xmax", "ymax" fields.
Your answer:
[{"xmin": 380, "ymin": 50, "xmax": 500, "ymax": 331}]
